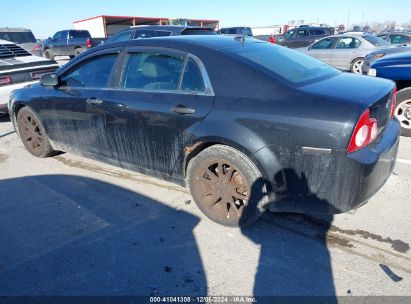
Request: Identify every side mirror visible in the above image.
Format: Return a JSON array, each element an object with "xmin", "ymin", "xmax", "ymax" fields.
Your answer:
[{"xmin": 40, "ymin": 73, "xmax": 59, "ymax": 87}]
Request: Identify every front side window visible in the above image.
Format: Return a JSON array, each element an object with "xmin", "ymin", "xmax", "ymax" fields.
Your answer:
[
  {"xmin": 53, "ymin": 31, "xmax": 66, "ymax": 40},
  {"xmin": 61, "ymin": 54, "xmax": 117, "ymax": 88},
  {"xmin": 336, "ymin": 37, "xmax": 361, "ymax": 49},
  {"xmin": 296, "ymin": 30, "xmax": 309, "ymax": 37},
  {"xmin": 234, "ymin": 42, "xmax": 340, "ymax": 85},
  {"xmin": 122, "ymin": 53, "xmax": 184, "ymax": 90},
  {"xmin": 134, "ymin": 30, "xmax": 157, "ymax": 39},
  {"xmin": 311, "ymin": 37, "xmax": 335, "ymax": 49}
]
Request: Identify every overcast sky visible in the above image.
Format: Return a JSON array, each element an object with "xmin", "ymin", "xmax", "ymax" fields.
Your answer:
[{"xmin": 1, "ymin": 0, "xmax": 410, "ymax": 38}]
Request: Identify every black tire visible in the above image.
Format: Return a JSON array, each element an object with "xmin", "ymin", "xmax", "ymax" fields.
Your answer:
[
  {"xmin": 187, "ymin": 145, "xmax": 268, "ymax": 227},
  {"xmin": 395, "ymin": 88, "xmax": 411, "ymax": 137},
  {"xmin": 350, "ymin": 58, "xmax": 364, "ymax": 74},
  {"xmin": 44, "ymin": 49, "xmax": 54, "ymax": 61},
  {"xmin": 17, "ymin": 107, "xmax": 55, "ymax": 158},
  {"xmin": 74, "ymin": 48, "xmax": 83, "ymax": 57}
]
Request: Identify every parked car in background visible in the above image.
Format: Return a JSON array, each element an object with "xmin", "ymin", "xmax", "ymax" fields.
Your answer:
[
  {"xmin": 302, "ymin": 34, "xmax": 391, "ymax": 74},
  {"xmin": 9, "ymin": 36, "xmax": 399, "ymax": 227},
  {"xmin": 106, "ymin": 25, "xmax": 216, "ymax": 44},
  {"xmin": 0, "ymin": 39, "xmax": 59, "ymax": 114},
  {"xmin": 366, "ymin": 51, "xmax": 411, "ymax": 136},
  {"xmin": 254, "ymin": 34, "xmax": 284, "ymax": 44},
  {"xmin": 0, "ymin": 28, "xmax": 42, "ymax": 56},
  {"xmin": 218, "ymin": 27, "xmax": 253, "ymax": 36},
  {"xmin": 280, "ymin": 26, "xmax": 333, "ymax": 48},
  {"xmin": 42, "ymin": 30, "xmax": 106, "ymax": 60},
  {"xmin": 377, "ymin": 32, "xmax": 411, "ymax": 46},
  {"xmin": 362, "ymin": 46, "xmax": 411, "ymax": 75}
]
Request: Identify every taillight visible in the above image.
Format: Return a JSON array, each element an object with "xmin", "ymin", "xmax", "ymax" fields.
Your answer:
[
  {"xmin": 390, "ymin": 87, "xmax": 397, "ymax": 118},
  {"xmin": 347, "ymin": 109, "xmax": 378, "ymax": 153},
  {"xmin": 269, "ymin": 36, "xmax": 276, "ymax": 44},
  {"xmin": 86, "ymin": 38, "xmax": 92, "ymax": 48},
  {"xmin": 0, "ymin": 75, "xmax": 12, "ymax": 86},
  {"xmin": 32, "ymin": 43, "xmax": 41, "ymax": 51}
]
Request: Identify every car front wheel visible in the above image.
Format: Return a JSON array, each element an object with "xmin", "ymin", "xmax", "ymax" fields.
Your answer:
[
  {"xmin": 395, "ymin": 88, "xmax": 411, "ymax": 137},
  {"xmin": 17, "ymin": 107, "xmax": 55, "ymax": 158},
  {"xmin": 187, "ymin": 145, "xmax": 268, "ymax": 227},
  {"xmin": 43, "ymin": 49, "xmax": 54, "ymax": 60}
]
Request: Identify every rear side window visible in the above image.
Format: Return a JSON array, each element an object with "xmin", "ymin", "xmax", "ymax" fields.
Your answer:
[
  {"xmin": 122, "ymin": 53, "xmax": 184, "ymax": 91},
  {"xmin": 181, "ymin": 58, "xmax": 205, "ymax": 93},
  {"xmin": 69, "ymin": 31, "xmax": 91, "ymax": 39},
  {"xmin": 310, "ymin": 29, "xmax": 326, "ymax": 36},
  {"xmin": 234, "ymin": 42, "xmax": 340, "ymax": 85},
  {"xmin": 61, "ymin": 54, "xmax": 117, "ymax": 88},
  {"xmin": 336, "ymin": 37, "xmax": 361, "ymax": 49}
]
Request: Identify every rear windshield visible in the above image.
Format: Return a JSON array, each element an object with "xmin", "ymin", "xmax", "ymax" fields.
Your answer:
[
  {"xmin": 234, "ymin": 42, "xmax": 340, "ymax": 85},
  {"xmin": 362, "ymin": 35, "xmax": 390, "ymax": 46},
  {"xmin": 0, "ymin": 31, "xmax": 36, "ymax": 43},
  {"xmin": 70, "ymin": 31, "xmax": 91, "ymax": 39}
]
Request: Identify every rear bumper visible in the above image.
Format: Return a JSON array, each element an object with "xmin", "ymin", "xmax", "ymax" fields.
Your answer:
[{"xmin": 255, "ymin": 119, "xmax": 400, "ymax": 214}]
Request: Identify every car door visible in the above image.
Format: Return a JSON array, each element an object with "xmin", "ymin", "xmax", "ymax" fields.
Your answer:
[
  {"xmin": 306, "ymin": 37, "xmax": 336, "ymax": 64},
  {"xmin": 50, "ymin": 31, "xmax": 66, "ymax": 55},
  {"xmin": 36, "ymin": 50, "xmax": 120, "ymax": 156},
  {"xmin": 290, "ymin": 29, "xmax": 310, "ymax": 48},
  {"xmin": 102, "ymin": 47, "xmax": 215, "ymax": 176},
  {"xmin": 332, "ymin": 37, "xmax": 361, "ymax": 70}
]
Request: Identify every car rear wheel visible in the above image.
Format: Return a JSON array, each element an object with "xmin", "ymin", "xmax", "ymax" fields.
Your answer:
[
  {"xmin": 187, "ymin": 145, "xmax": 268, "ymax": 227},
  {"xmin": 395, "ymin": 88, "xmax": 411, "ymax": 137},
  {"xmin": 44, "ymin": 49, "xmax": 54, "ymax": 60},
  {"xmin": 351, "ymin": 58, "xmax": 364, "ymax": 74},
  {"xmin": 17, "ymin": 107, "xmax": 55, "ymax": 158}
]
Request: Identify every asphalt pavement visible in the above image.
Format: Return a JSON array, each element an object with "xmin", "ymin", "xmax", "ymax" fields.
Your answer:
[{"xmin": 0, "ymin": 114, "xmax": 410, "ymax": 297}]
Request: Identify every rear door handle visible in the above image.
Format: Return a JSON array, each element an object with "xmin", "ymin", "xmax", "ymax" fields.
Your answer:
[
  {"xmin": 171, "ymin": 105, "xmax": 195, "ymax": 115},
  {"xmin": 86, "ymin": 98, "xmax": 103, "ymax": 105}
]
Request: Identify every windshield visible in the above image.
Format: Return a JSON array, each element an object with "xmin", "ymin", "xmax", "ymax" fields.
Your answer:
[
  {"xmin": 0, "ymin": 31, "xmax": 36, "ymax": 43},
  {"xmin": 362, "ymin": 35, "xmax": 390, "ymax": 46},
  {"xmin": 234, "ymin": 42, "xmax": 340, "ymax": 85}
]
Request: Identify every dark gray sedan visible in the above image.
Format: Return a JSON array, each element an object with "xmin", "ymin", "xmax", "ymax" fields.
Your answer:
[{"xmin": 8, "ymin": 36, "xmax": 400, "ymax": 227}]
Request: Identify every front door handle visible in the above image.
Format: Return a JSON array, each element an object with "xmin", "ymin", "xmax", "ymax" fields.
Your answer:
[
  {"xmin": 86, "ymin": 98, "xmax": 103, "ymax": 105},
  {"xmin": 171, "ymin": 105, "xmax": 195, "ymax": 115}
]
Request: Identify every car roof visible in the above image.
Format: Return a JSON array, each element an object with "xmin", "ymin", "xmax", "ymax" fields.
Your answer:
[
  {"xmin": 100, "ymin": 35, "xmax": 263, "ymax": 52},
  {"xmin": 0, "ymin": 27, "xmax": 32, "ymax": 32},
  {"xmin": 130, "ymin": 25, "xmax": 212, "ymax": 30}
]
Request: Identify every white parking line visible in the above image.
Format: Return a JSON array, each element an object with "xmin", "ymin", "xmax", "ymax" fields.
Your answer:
[{"xmin": 397, "ymin": 158, "xmax": 411, "ymax": 165}]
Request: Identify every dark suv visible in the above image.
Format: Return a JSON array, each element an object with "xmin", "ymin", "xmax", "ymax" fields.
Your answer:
[
  {"xmin": 281, "ymin": 27, "xmax": 334, "ymax": 48},
  {"xmin": 106, "ymin": 25, "xmax": 216, "ymax": 44}
]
